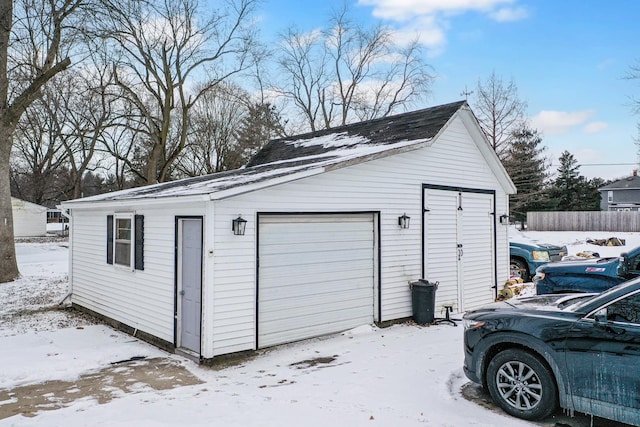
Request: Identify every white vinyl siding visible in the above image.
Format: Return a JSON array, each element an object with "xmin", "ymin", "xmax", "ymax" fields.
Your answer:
[
  {"xmin": 70, "ymin": 203, "xmax": 206, "ymax": 343},
  {"xmin": 257, "ymin": 214, "xmax": 375, "ymax": 348},
  {"xmin": 210, "ymin": 115, "xmax": 510, "ymax": 356},
  {"xmin": 11, "ymin": 198, "xmax": 47, "ymax": 237},
  {"xmin": 67, "ymin": 113, "xmax": 511, "ymax": 359}
]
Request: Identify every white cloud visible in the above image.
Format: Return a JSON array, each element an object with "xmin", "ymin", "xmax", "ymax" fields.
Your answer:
[
  {"xmin": 530, "ymin": 110, "xmax": 596, "ymax": 135},
  {"xmin": 489, "ymin": 6, "xmax": 530, "ymax": 22},
  {"xmin": 597, "ymin": 58, "xmax": 616, "ymax": 71},
  {"xmin": 357, "ymin": 0, "xmax": 527, "ymax": 56},
  {"xmin": 584, "ymin": 121, "xmax": 608, "ymax": 134},
  {"xmin": 358, "ymin": 0, "xmax": 517, "ymax": 21},
  {"xmin": 387, "ymin": 15, "xmax": 448, "ymax": 54}
]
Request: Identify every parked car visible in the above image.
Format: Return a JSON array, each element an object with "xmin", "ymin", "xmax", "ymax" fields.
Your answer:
[
  {"xmin": 509, "ymin": 241, "xmax": 567, "ymax": 281},
  {"xmin": 463, "ymin": 279, "xmax": 640, "ymax": 425},
  {"xmin": 534, "ymin": 245, "xmax": 640, "ymax": 294}
]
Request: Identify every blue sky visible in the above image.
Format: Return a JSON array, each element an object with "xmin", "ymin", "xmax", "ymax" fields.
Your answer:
[{"xmin": 255, "ymin": 0, "xmax": 640, "ymax": 181}]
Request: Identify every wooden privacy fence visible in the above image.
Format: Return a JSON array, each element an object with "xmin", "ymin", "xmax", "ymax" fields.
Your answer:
[{"xmin": 527, "ymin": 211, "xmax": 640, "ymax": 232}]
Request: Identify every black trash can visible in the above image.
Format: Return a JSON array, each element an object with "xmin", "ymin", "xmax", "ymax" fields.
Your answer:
[{"xmin": 410, "ymin": 280, "xmax": 438, "ymax": 325}]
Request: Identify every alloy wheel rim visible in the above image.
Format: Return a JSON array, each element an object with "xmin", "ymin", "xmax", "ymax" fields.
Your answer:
[{"xmin": 495, "ymin": 360, "xmax": 543, "ymax": 410}]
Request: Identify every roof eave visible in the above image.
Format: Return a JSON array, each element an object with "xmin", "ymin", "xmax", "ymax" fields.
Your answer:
[
  {"xmin": 61, "ymin": 193, "xmax": 212, "ymax": 210},
  {"xmin": 457, "ymin": 106, "xmax": 517, "ymax": 194}
]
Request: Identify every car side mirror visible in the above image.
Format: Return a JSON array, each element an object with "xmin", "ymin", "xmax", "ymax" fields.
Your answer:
[
  {"xmin": 593, "ymin": 308, "xmax": 607, "ymax": 324},
  {"xmin": 618, "ymin": 253, "xmax": 630, "ymax": 277}
]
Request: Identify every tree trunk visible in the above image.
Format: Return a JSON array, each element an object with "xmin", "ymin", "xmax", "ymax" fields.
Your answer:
[{"xmin": 0, "ymin": 121, "xmax": 19, "ymax": 282}]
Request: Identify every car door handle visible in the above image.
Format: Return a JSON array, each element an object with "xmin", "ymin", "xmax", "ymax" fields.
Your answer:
[
  {"xmin": 605, "ymin": 325, "xmax": 626, "ymax": 335},
  {"xmin": 179, "ymin": 290, "xmax": 185, "ymax": 296}
]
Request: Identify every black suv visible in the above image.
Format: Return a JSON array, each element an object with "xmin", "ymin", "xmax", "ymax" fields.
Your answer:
[{"xmin": 463, "ymin": 279, "xmax": 640, "ymax": 425}]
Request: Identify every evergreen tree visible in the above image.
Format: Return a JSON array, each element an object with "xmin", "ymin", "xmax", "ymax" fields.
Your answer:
[
  {"xmin": 234, "ymin": 103, "xmax": 286, "ymax": 167},
  {"xmin": 544, "ymin": 152, "xmax": 608, "ymax": 211},
  {"xmin": 501, "ymin": 125, "xmax": 549, "ymax": 221},
  {"xmin": 577, "ymin": 176, "xmax": 608, "ymax": 210}
]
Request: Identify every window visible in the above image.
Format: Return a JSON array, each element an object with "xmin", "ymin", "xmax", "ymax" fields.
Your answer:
[
  {"xmin": 607, "ymin": 191, "xmax": 613, "ymax": 203},
  {"xmin": 606, "ymin": 292, "xmax": 640, "ymax": 324},
  {"xmin": 115, "ymin": 215, "xmax": 133, "ymax": 267},
  {"xmin": 107, "ymin": 214, "xmax": 144, "ymax": 270}
]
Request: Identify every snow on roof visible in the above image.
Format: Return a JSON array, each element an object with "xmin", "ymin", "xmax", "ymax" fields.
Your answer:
[
  {"xmin": 72, "ymin": 136, "xmax": 432, "ymax": 203},
  {"xmin": 64, "ymin": 101, "xmax": 465, "ymax": 205}
]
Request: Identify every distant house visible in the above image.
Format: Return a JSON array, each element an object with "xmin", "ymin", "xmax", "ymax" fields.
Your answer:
[
  {"xmin": 599, "ymin": 171, "xmax": 640, "ymax": 211},
  {"xmin": 11, "ymin": 197, "xmax": 47, "ymax": 237},
  {"xmin": 61, "ymin": 101, "xmax": 516, "ymax": 362}
]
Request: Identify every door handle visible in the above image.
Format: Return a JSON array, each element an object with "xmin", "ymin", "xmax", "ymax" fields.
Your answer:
[
  {"xmin": 179, "ymin": 290, "xmax": 185, "ymax": 296},
  {"xmin": 605, "ymin": 325, "xmax": 626, "ymax": 335}
]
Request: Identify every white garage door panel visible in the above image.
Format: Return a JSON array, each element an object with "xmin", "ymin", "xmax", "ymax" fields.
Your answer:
[
  {"xmin": 259, "ymin": 214, "xmax": 375, "ymax": 348},
  {"xmin": 424, "ymin": 188, "xmax": 495, "ymax": 313},
  {"xmin": 461, "ymin": 193, "xmax": 495, "ymax": 310},
  {"xmin": 424, "ymin": 190, "xmax": 459, "ymax": 308}
]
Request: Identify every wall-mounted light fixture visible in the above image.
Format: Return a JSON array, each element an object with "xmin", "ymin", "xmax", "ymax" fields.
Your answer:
[
  {"xmin": 232, "ymin": 215, "xmax": 247, "ymax": 235},
  {"xmin": 398, "ymin": 213, "xmax": 411, "ymax": 229},
  {"xmin": 499, "ymin": 214, "xmax": 510, "ymax": 225}
]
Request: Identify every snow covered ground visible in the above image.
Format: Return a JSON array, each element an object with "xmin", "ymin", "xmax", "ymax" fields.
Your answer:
[{"xmin": 1, "ymin": 230, "xmax": 637, "ymax": 426}]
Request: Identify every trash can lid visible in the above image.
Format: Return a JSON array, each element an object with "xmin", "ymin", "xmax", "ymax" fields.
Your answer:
[{"xmin": 410, "ymin": 279, "xmax": 438, "ymax": 288}]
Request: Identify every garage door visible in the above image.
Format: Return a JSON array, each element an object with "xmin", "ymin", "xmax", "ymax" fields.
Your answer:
[
  {"xmin": 424, "ymin": 188, "xmax": 495, "ymax": 312},
  {"xmin": 258, "ymin": 214, "xmax": 375, "ymax": 348}
]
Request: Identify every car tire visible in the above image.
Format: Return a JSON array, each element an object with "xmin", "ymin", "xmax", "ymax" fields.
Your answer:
[
  {"xmin": 510, "ymin": 258, "xmax": 529, "ymax": 281},
  {"xmin": 486, "ymin": 349, "xmax": 558, "ymax": 421}
]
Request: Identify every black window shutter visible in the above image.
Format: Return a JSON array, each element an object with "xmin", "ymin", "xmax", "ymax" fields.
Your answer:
[
  {"xmin": 106, "ymin": 215, "xmax": 114, "ymax": 264},
  {"xmin": 134, "ymin": 215, "xmax": 144, "ymax": 270}
]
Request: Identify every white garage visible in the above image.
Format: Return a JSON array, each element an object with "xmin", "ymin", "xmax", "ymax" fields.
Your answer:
[
  {"xmin": 62, "ymin": 101, "xmax": 516, "ymax": 362},
  {"xmin": 257, "ymin": 213, "xmax": 377, "ymax": 347},
  {"xmin": 11, "ymin": 197, "xmax": 47, "ymax": 237}
]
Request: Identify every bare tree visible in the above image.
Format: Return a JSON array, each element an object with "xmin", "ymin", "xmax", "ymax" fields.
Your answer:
[
  {"xmin": 472, "ymin": 71, "xmax": 527, "ymax": 160},
  {"xmin": 1, "ymin": 0, "xmax": 84, "ymax": 283},
  {"xmin": 59, "ymin": 68, "xmax": 112, "ymax": 199},
  {"xmin": 93, "ymin": 0, "xmax": 257, "ymax": 185},
  {"xmin": 11, "ymin": 64, "xmax": 114, "ymax": 204},
  {"xmin": 628, "ymin": 61, "xmax": 640, "ymax": 114},
  {"xmin": 626, "ymin": 61, "xmax": 640, "ymax": 167},
  {"xmin": 271, "ymin": 6, "xmax": 433, "ymax": 131},
  {"xmin": 10, "ymin": 85, "xmax": 70, "ymax": 206},
  {"xmin": 175, "ymin": 83, "xmax": 248, "ymax": 176}
]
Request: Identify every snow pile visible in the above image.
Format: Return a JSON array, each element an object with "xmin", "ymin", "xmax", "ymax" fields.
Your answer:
[{"xmin": 510, "ymin": 227, "xmax": 640, "ymax": 258}]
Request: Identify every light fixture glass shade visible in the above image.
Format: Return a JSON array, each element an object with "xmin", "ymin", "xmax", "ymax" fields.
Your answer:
[
  {"xmin": 398, "ymin": 213, "xmax": 410, "ymax": 229},
  {"xmin": 232, "ymin": 216, "xmax": 247, "ymax": 235}
]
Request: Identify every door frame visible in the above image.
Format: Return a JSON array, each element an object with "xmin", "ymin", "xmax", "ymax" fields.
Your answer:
[
  {"xmin": 174, "ymin": 216, "xmax": 204, "ymax": 352},
  {"xmin": 421, "ymin": 184, "xmax": 498, "ymax": 300}
]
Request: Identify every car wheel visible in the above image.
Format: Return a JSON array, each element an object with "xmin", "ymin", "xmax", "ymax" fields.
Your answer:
[
  {"xmin": 510, "ymin": 258, "xmax": 529, "ymax": 281},
  {"xmin": 486, "ymin": 349, "xmax": 558, "ymax": 421}
]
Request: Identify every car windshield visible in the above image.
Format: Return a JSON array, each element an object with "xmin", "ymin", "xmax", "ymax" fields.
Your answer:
[{"xmin": 558, "ymin": 294, "xmax": 598, "ymax": 311}]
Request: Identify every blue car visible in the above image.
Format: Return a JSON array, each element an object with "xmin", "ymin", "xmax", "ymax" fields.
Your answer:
[
  {"xmin": 463, "ymin": 279, "xmax": 640, "ymax": 424},
  {"xmin": 510, "ymin": 241, "xmax": 567, "ymax": 281},
  {"xmin": 534, "ymin": 245, "xmax": 640, "ymax": 294}
]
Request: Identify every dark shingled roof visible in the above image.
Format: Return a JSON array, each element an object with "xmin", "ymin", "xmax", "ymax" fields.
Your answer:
[
  {"xmin": 247, "ymin": 101, "xmax": 466, "ymax": 167},
  {"xmin": 66, "ymin": 101, "xmax": 466, "ymax": 203},
  {"xmin": 599, "ymin": 175, "xmax": 640, "ymax": 191}
]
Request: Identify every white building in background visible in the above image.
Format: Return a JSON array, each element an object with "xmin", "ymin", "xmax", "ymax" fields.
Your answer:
[{"xmin": 11, "ymin": 197, "xmax": 47, "ymax": 237}]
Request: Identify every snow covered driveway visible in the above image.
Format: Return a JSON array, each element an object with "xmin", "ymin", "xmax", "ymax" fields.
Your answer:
[{"xmin": 1, "ymin": 237, "xmax": 635, "ymax": 426}]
